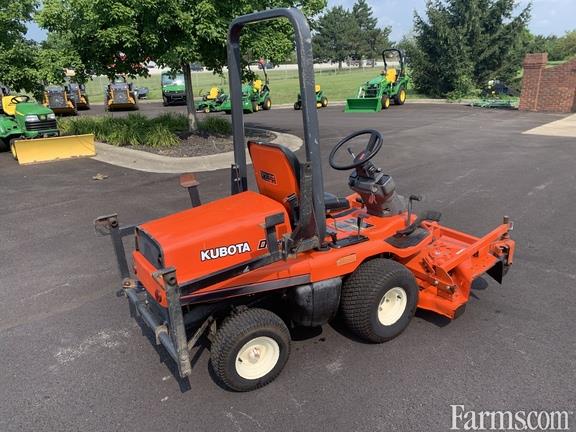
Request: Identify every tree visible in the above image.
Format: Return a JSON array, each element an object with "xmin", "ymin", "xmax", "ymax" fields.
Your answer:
[
  {"xmin": 313, "ymin": 6, "xmax": 357, "ymax": 68},
  {"xmin": 350, "ymin": 0, "xmax": 391, "ymax": 65},
  {"xmin": 0, "ymin": 0, "xmax": 40, "ymax": 92},
  {"xmin": 412, "ymin": 0, "xmax": 531, "ymax": 98},
  {"xmin": 36, "ymin": 33, "xmax": 86, "ymax": 85},
  {"xmin": 38, "ymin": 0, "xmax": 326, "ymax": 131}
]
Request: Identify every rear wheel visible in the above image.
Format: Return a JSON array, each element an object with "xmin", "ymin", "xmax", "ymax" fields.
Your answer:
[
  {"xmin": 251, "ymin": 101, "xmax": 260, "ymax": 112},
  {"xmin": 293, "ymin": 102, "xmax": 301, "ymax": 110},
  {"xmin": 0, "ymin": 138, "xmax": 8, "ymax": 152},
  {"xmin": 340, "ymin": 258, "xmax": 418, "ymax": 343},
  {"xmin": 262, "ymin": 97, "xmax": 272, "ymax": 110},
  {"xmin": 211, "ymin": 308, "xmax": 291, "ymax": 392},
  {"xmin": 321, "ymin": 96, "xmax": 328, "ymax": 107},
  {"xmin": 394, "ymin": 87, "xmax": 407, "ymax": 105},
  {"xmin": 382, "ymin": 95, "xmax": 391, "ymax": 110},
  {"xmin": 203, "ymin": 106, "xmax": 211, "ymax": 113}
]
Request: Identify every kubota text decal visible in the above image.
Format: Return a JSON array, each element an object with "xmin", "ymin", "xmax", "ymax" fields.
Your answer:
[{"xmin": 200, "ymin": 242, "xmax": 252, "ymax": 261}]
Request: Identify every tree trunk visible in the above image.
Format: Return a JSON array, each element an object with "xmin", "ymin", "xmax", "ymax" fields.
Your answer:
[
  {"xmin": 182, "ymin": 62, "xmax": 198, "ymax": 132},
  {"xmin": 338, "ymin": 60, "xmax": 342, "ymax": 70}
]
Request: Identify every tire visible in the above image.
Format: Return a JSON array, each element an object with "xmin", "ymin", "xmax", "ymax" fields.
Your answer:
[
  {"xmin": 203, "ymin": 106, "xmax": 210, "ymax": 113},
  {"xmin": 262, "ymin": 97, "xmax": 272, "ymax": 110},
  {"xmin": 251, "ymin": 101, "xmax": 260, "ymax": 112},
  {"xmin": 321, "ymin": 96, "xmax": 328, "ymax": 107},
  {"xmin": 210, "ymin": 308, "xmax": 291, "ymax": 392},
  {"xmin": 340, "ymin": 258, "xmax": 418, "ymax": 343},
  {"xmin": 0, "ymin": 138, "xmax": 9, "ymax": 152},
  {"xmin": 162, "ymin": 96, "xmax": 169, "ymax": 107},
  {"xmin": 293, "ymin": 102, "xmax": 300, "ymax": 110},
  {"xmin": 394, "ymin": 87, "xmax": 407, "ymax": 105},
  {"xmin": 381, "ymin": 95, "xmax": 391, "ymax": 110}
]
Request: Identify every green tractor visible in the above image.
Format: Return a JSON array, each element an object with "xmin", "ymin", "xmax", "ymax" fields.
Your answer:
[
  {"xmin": 0, "ymin": 94, "xmax": 59, "ymax": 153},
  {"xmin": 195, "ymin": 86, "xmax": 226, "ymax": 113},
  {"xmin": 345, "ymin": 49, "xmax": 409, "ymax": 113},
  {"xmin": 219, "ymin": 61, "xmax": 272, "ymax": 114},
  {"xmin": 161, "ymin": 71, "xmax": 187, "ymax": 106},
  {"xmin": 294, "ymin": 84, "xmax": 328, "ymax": 110}
]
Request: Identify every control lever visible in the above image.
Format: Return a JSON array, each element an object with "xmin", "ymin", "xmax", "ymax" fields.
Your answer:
[
  {"xmin": 406, "ymin": 194, "xmax": 422, "ymax": 227},
  {"xmin": 356, "ymin": 214, "xmax": 367, "ymax": 237}
]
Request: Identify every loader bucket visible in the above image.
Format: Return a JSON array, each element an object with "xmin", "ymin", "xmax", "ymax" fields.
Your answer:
[
  {"xmin": 344, "ymin": 97, "xmax": 382, "ymax": 112},
  {"xmin": 12, "ymin": 134, "xmax": 96, "ymax": 165}
]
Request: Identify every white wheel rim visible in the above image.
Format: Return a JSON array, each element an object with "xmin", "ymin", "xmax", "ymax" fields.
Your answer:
[
  {"xmin": 377, "ymin": 287, "xmax": 407, "ymax": 326},
  {"xmin": 235, "ymin": 336, "xmax": 280, "ymax": 380}
]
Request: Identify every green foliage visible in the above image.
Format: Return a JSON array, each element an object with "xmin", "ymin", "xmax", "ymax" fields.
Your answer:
[
  {"xmin": 528, "ymin": 31, "xmax": 576, "ymax": 62},
  {"xmin": 314, "ymin": 1, "xmax": 391, "ymax": 68},
  {"xmin": 0, "ymin": 0, "xmax": 40, "ymax": 93},
  {"xmin": 313, "ymin": 6, "xmax": 357, "ymax": 67},
  {"xmin": 197, "ymin": 116, "xmax": 232, "ymax": 136},
  {"xmin": 412, "ymin": 0, "xmax": 531, "ymax": 98},
  {"xmin": 36, "ymin": 33, "xmax": 86, "ymax": 85},
  {"xmin": 58, "ymin": 113, "xmax": 188, "ymax": 148},
  {"xmin": 38, "ymin": 0, "xmax": 326, "ymax": 132}
]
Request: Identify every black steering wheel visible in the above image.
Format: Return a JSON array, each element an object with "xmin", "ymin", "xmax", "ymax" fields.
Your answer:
[
  {"xmin": 329, "ymin": 129, "xmax": 383, "ymax": 170},
  {"xmin": 11, "ymin": 95, "xmax": 30, "ymax": 104}
]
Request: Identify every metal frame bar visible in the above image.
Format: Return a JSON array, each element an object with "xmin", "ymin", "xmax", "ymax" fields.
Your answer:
[
  {"xmin": 227, "ymin": 8, "xmax": 327, "ymax": 245},
  {"xmin": 382, "ymin": 48, "xmax": 405, "ymax": 75}
]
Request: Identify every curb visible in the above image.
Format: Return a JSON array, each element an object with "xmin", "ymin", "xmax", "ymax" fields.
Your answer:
[{"xmin": 92, "ymin": 128, "xmax": 302, "ymax": 174}]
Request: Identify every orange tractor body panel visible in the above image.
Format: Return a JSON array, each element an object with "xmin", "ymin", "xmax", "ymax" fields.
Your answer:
[{"xmin": 134, "ymin": 190, "xmax": 514, "ymax": 318}]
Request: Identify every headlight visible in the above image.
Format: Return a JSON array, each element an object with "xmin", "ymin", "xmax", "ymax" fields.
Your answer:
[
  {"xmin": 25, "ymin": 115, "xmax": 39, "ymax": 122},
  {"xmin": 47, "ymin": 113, "xmax": 56, "ymax": 120}
]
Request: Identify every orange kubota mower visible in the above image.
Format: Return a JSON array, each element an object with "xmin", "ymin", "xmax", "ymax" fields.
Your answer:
[{"xmin": 96, "ymin": 8, "xmax": 515, "ymax": 392}]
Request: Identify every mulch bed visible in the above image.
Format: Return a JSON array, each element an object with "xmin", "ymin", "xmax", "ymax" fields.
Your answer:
[{"xmin": 128, "ymin": 128, "xmax": 275, "ymax": 157}]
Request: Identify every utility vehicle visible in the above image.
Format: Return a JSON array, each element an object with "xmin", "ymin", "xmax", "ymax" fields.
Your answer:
[
  {"xmin": 67, "ymin": 83, "xmax": 90, "ymax": 110},
  {"xmin": 105, "ymin": 78, "xmax": 139, "ymax": 111},
  {"xmin": 161, "ymin": 71, "xmax": 187, "ymax": 106},
  {"xmin": 97, "ymin": 8, "xmax": 515, "ymax": 392}
]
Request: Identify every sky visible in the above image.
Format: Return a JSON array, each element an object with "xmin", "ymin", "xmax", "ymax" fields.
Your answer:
[
  {"xmin": 326, "ymin": 0, "xmax": 575, "ymax": 41},
  {"xmin": 26, "ymin": 0, "xmax": 576, "ymax": 42}
]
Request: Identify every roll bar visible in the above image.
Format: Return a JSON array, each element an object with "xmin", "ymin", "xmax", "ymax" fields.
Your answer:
[
  {"xmin": 382, "ymin": 48, "xmax": 405, "ymax": 75},
  {"xmin": 227, "ymin": 8, "xmax": 327, "ymax": 247}
]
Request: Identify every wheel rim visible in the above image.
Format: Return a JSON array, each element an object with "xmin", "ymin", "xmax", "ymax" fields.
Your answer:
[
  {"xmin": 377, "ymin": 287, "xmax": 407, "ymax": 325},
  {"xmin": 235, "ymin": 336, "xmax": 280, "ymax": 380},
  {"xmin": 400, "ymin": 90, "xmax": 406, "ymax": 102}
]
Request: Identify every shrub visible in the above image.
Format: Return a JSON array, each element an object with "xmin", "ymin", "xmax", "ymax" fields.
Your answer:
[
  {"xmin": 197, "ymin": 116, "xmax": 232, "ymax": 136},
  {"xmin": 59, "ymin": 114, "xmax": 184, "ymax": 148}
]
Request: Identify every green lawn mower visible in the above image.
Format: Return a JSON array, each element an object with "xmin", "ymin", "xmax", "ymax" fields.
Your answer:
[
  {"xmin": 294, "ymin": 84, "xmax": 328, "ymax": 110},
  {"xmin": 195, "ymin": 87, "xmax": 226, "ymax": 113},
  {"xmin": 220, "ymin": 61, "xmax": 271, "ymax": 114},
  {"xmin": 345, "ymin": 49, "xmax": 409, "ymax": 112}
]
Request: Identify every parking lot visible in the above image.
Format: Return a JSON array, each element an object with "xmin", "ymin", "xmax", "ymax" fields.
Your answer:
[{"xmin": 1, "ymin": 104, "xmax": 574, "ymax": 431}]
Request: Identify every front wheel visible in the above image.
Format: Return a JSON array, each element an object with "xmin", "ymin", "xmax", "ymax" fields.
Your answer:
[
  {"xmin": 321, "ymin": 96, "xmax": 328, "ymax": 107},
  {"xmin": 251, "ymin": 101, "xmax": 260, "ymax": 112},
  {"xmin": 340, "ymin": 259, "xmax": 418, "ymax": 343},
  {"xmin": 381, "ymin": 95, "xmax": 391, "ymax": 110},
  {"xmin": 210, "ymin": 308, "xmax": 291, "ymax": 392},
  {"xmin": 293, "ymin": 102, "xmax": 301, "ymax": 110}
]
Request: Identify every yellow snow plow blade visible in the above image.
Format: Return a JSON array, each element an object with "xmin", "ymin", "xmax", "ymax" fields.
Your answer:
[{"xmin": 12, "ymin": 134, "xmax": 96, "ymax": 165}]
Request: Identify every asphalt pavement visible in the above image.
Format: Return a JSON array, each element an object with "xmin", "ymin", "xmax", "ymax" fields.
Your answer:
[{"xmin": 1, "ymin": 103, "xmax": 575, "ymax": 431}]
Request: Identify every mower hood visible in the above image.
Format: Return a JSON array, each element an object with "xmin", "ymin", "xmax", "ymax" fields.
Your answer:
[{"xmin": 14, "ymin": 102, "xmax": 54, "ymax": 117}]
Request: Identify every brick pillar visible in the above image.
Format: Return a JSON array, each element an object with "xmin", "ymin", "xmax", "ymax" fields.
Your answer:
[{"xmin": 519, "ymin": 53, "xmax": 548, "ymax": 112}]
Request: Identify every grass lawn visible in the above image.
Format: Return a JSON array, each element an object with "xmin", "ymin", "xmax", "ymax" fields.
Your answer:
[{"xmin": 84, "ymin": 67, "xmax": 424, "ymax": 106}]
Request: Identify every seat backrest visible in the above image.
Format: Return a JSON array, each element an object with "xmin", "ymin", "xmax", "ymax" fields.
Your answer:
[
  {"xmin": 2, "ymin": 96, "xmax": 16, "ymax": 116},
  {"xmin": 315, "ymin": 84, "xmax": 321, "ymax": 93},
  {"xmin": 386, "ymin": 68, "xmax": 397, "ymax": 83},
  {"xmin": 248, "ymin": 141, "xmax": 300, "ymax": 216},
  {"xmin": 253, "ymin": 79, "xmax": 263, "ymax": 92},
  {"xmin": 207, "ymin": 87, "xmax": 219, "ymax": 100}
]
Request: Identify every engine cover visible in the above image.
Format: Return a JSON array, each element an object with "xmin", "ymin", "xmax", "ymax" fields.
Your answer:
[{"xmin": 135, "ymin": 191, "xmax": 291, "ymax": 288}]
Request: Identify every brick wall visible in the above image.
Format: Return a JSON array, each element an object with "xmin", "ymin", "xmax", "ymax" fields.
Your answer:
[{"xmin": 519, "ymin": 53, "xmax": 576, "ymax": 113}]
